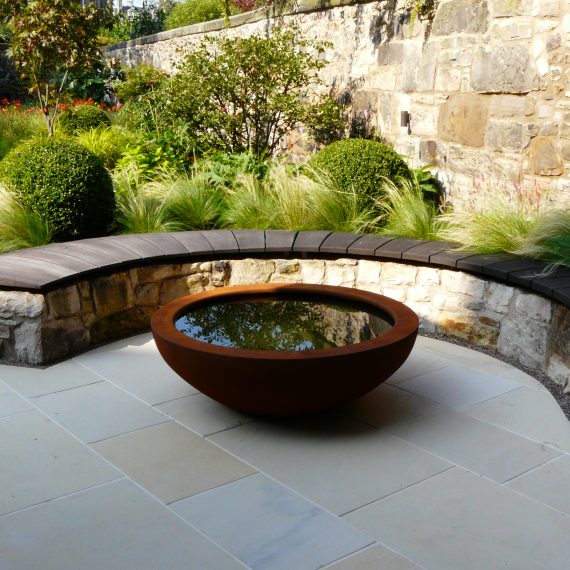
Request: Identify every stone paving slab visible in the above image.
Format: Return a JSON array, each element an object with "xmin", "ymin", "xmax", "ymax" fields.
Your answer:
[
  {"xmin": 0, "ymin": 480, "xmax": 247, "ymax": 570},
  {"xmin": 33, "ymin": 381, "xmax": 169, "ymax": 443},
  {"xmin": 396, "ymin": 364, "xmax": 521, "ymax": 411},
  {"xmin": 344, "ymin": 467, "xmax": 570, "ymax": 570},
  {"xmin": 506, "ymin": 455, "xmax": 570, "ymax": 516},
  {"xmin": 0, "ymin": 333, "xmax": 568, "ymax": 569},
  {"xmin": 0, "ymin": 381, "xmax": 33, "ymax": 418},
  {"xmin": 0, "ymin": 411, "xmax": 120, "ymax": 516},
  {"xmin": 385, "ymin": 410, "xmax": 561, "ymax": 483},
  {"xmin": 92, "ymin": 421, "xmax": 256, "ymax": 504},
  {"xmin": 209, "ymin": 415, "xmax": 452, "ymax": 516},
  {"xmin": 326, "ymin": 544, "xmax": 423, "ymax": 570},
  {"xmin": 172, "ymin": 474, "xmax": 373, "ymax": 570}
]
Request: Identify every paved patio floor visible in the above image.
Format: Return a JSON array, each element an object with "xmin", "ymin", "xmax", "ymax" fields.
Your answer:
[{"xmin": 1, "ymin": 333, "xmax": 569, "ymax": 569}]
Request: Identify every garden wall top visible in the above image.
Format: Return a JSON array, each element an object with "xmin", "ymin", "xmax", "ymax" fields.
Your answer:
[{"xmin": 0, "ymin": 230, "xmax": 568, "ymax": 308}]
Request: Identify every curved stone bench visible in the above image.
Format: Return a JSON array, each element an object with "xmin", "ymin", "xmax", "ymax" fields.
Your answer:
[{"xmin": 0, "ymin": 230, "xmax": 568, "ymax": 391}]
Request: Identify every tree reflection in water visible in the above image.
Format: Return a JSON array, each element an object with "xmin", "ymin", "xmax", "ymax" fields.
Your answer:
[{"xmin": 175, "ymin": 298, "xmax": 392, "ymax": 351}]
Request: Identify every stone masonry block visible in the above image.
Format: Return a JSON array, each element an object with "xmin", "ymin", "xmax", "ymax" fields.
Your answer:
[
  {"xmin": 432, "ymin": 0, "xmax": 490, "ymax": 36},
  {"xmin": 438, "ymin": 93, "xmax": 489, "ymax": 147},
  {"xmin": 229, "ymin": 259, "xmax": 275, "ymax": 285},
  {"xmin": 472, "ymin": 45, "xmax": 536, "ymax": 93}
]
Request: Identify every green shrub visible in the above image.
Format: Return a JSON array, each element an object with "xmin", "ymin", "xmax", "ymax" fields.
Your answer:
[
  {"xmin": 113, "ymin": 64, "xmax": 170, "ymax": 103},
  {"xmin": 164, "ymin": 0, "xmax": 225, "ymax": 29},
  {"xmin": 308, "ymin": 139, "xmax": 410, "ymax": 210},
  {"xmin": 1, "ymin": 139, "xmax": 115, "ymax": 240},
  {"xmin": 58, "ymin": 104, "xmax": 111, "ymax": 133},
  {"xmin": 138, "ymin": 26, "xmax": 331, "ymax": 157}
]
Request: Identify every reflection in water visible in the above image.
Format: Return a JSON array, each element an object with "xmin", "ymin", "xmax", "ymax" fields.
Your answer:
[{"xmin": 175, "ymin": 298, "xmax": 393, "ymax": 351}]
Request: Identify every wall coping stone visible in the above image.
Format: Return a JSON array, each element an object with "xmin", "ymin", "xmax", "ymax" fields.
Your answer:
[
  {"xmin": 104, "ymin": 0, "xmax": 380, "ymax": 51},
  {"xmin": 0, "ymin": 231, "xmax": 568, "ymax": 309}
]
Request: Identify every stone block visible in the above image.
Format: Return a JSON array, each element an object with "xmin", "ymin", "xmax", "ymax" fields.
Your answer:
[
  {"xmin": 493, "ymin": 0, "xmax": 532, "ymax": 16},
  {"xmin": 489, "ymin": 95, "xmax": 534, "ymax": 118},
  {"xmin": 438, "ymin": 93, "xmax": 490, "ymax": 147},
  {"xmin": 560, "ymin": 113, "xmax": 570, "ymax": 139},
  {"xmin": 274, "ymin": 259, "xmax": 300, "ymax": 275},
  {"xmin": 159, "ymin": 277, "xmax": 192, "ymax": 305},
  {"xmin": 356, "ymin": 260, "xmax": 381, "ymax": 285},
  {"xmin": 0, "ymin": 324, "xmax": 10, "ymax": 339},
  {"xmin": 489, "ymin": 18, "xmax": 533, "ymax": 40},
  {"xmin": 377, "ymin": 42, "xmax": 404, "ymax": 65},
  {"xmin": 211, "ymin": 260, "xmax": 230, "ymax": 287},
  {"xmin": 525, "ymin": 136, "xmax": 564, "ymax": 175},
  {"xmin": 485, "ymin": 119, "xmax": 532, "ymax": 151},
  {"xmin": 380, "ymin": 263, "xmax": 417, "ymax": 286},
  {"xmin": 0, "ymin": 292, "xmax": 44, "ymax": 319},
  {"xmin": 546, "ymin": 354, "xmax": 570, "ymax": 391},
  {"xmin": 498, "ymin": 317, "xmax": 550, "ymax": 369},
  {"xmin": 92, "ymin": 273, "xmax": 134, "ymax": 317},
  {"xmin": 437, "ymin": 311, "xmax": 499, "ymax": 347},
  {"xmin": 432, "ymin": 0, "xmax": 489, "ymax": 35},
  {"xmin": 441, "ymin": 271, "xmax": 487, "ymax": 299},
  {"xmin": 402, "ymin": 43, "xmax": 422, "ymax": 92},
  {"xmin": 486, "ymin": 282, "xmax": 515, "ymax": 314},
  {"xmin": 47, "ymin": 286, "xmax": 81, "ymax": 319},
  {"xmin": 13, "ymin": 321, "xmax": 42, "ymax": 364},
  {"xmin": 417, "ymin": 267, "xmax": 441, "ymax": 286},
  {"xmin": 472, "ymin": 45, "xmax": 536, "ymax": 94},
  {"xmin": 228, "ymin": 259, "xmax": 274, "ymax": 285},
  {"xmin": 90, "ymin": 307, "xmax": 154, "ymax": 345},
  {"xmin": 42, "ymin": 317, "xmax": 90, "ymax": 363},
  {"xmin": 416, "ymin": 41, "xmax": 437, "ymax": 92},
  {"xmin": 533, "ymin": 0, "xmax": 560, "ymax": 17},
  {"xmin": 134, "ymin": 283, "xmax": 160, "ymax": 307},
  {"xmin": 324, "ymin": 261, "xmax": 356, "ymax": 287},
  {"xmin": 299, "ymin": 260, "xmax": 326, "ymax": 284}
]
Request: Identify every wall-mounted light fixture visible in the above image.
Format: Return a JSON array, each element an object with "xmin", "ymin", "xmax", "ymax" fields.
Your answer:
[{"xmin": 400, "ymin": 111, "xmax": 411, "ymax": 135}]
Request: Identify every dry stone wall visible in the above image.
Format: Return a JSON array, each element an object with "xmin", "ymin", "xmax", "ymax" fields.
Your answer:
[
  {"xmin": 106, "ymin": 0, "xmax": 570, "ymax": 208},
  {"xmin": 1, "ymin": 258, "xmax": 568, "ymax": 391}
]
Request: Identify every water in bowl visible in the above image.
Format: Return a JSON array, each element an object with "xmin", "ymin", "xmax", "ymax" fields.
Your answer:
[{"xmin": 175, "ymin": 297, "xmax": 393, "ymax": 351}]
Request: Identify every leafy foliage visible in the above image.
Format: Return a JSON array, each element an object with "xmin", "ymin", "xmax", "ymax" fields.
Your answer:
[
  {"xmin": 113, "ymin": 64, "xmax": 169, "ymax": 103},
  {"xmin": 164, "ymin": 0, "xmax": 225, "ymax": 29},
  {"xmin": 308, "ymin": 138, "xmax": 410, "ymax": 211},
  {"xmin": 102, "ymin": 1, "xmax": 171, "ymax": 43},
  {"xmin": 75, "ymin": 126, "xmax": 132, "ymax": 170},
  {"xmin": 133, "ymin": 27, "xmax": 332, "ymax": 157},
  {"xmin": 0, "ymin": 0, "xmax": 110, "ymax": 135},
  {"xmin": 59, "ymin": 104, "xmax": 111, "ymax": 134},
  {"xmin": 0, "ymin": 138, "xmax": 115, "ymax": 240}
]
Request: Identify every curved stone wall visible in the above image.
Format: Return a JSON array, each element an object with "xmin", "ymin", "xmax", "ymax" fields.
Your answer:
[{"xmin": 1, "ymin": 256, "xmax": 567, "ymax": 391}]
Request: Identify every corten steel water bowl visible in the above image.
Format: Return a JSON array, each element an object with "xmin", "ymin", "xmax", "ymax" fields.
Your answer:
[{"xmin": 151, "ymin": 283, "xmax": 419, "ymax": 416}]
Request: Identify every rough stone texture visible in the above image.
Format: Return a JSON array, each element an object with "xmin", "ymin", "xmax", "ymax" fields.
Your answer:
[
  {"xmin": 472, "ymin": 45, "xmax": 537, "ymax": 94},
  {"xmin": 2, "ymin": 255, "xmax": 567, "ymax": 390},
  {"xmin": 439, "ymin": 93, "xmax": 490, "ymax": 147},
  {"xmin": 105, "ymin": 0, "xmax": 570, "ymax": 208},
  {"xmin": 432, "ymin": 0, "xmax": 490, "ymax": 36}
]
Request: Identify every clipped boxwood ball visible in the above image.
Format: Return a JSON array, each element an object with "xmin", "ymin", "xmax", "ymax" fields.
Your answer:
[
  {"xmin": 308, "ymin": 138, "xmax": 410, "ymax": 209},
  {"xmin": 59, "ymin": 104, "xmax": 111, "ymax": 133},
  {"xmin": 2, "ymin": 139, "xmax": 115, "ymax": 240}
]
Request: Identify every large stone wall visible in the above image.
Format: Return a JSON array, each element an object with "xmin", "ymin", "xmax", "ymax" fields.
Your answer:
[
  {"xmin": 1, "ymin": 258, "xmax": 568, "ymax": 391},
  {"xmin": 106, "ymin": 0, "xmax": 570, "ymax": 208}
]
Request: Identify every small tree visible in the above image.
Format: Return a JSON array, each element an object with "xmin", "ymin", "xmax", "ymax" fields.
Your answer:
[
  {"xmin": 166, "ymin": 27, "xmax": 331, "ymax": 157},
  {"xmin": 0, "ymin": 0, "xmax": 110, "ymax": 135}
]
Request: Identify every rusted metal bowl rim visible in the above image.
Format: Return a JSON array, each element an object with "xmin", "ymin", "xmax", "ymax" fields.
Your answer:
[{"xmin": 151, "ymin": 283, "xmax": 419, "ymax": 361}]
